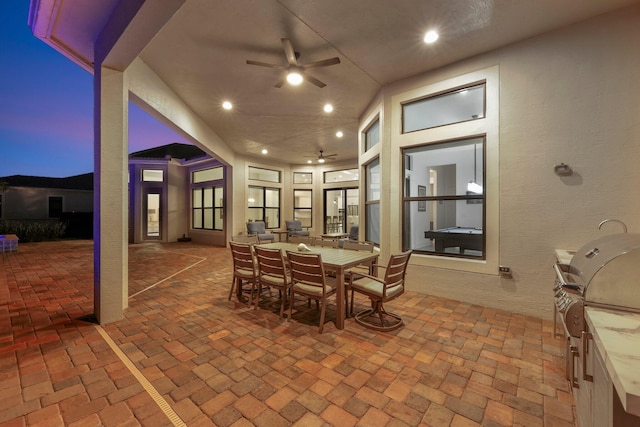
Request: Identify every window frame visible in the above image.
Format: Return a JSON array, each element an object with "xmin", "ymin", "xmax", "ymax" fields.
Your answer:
[
  {"xmin": 247, "ymin": 185, "xmax": 281, "ymax": 229},
  {"xmin": 390, "ymin": 65, "xmax": 499, "ymax": 275},
  {"xmin": 293, "ymin": 189, "xmax": 312, "ymax": 228},
  {"xmin": 401, "ymin": 136, "xmax": 486, "ymax": 259}
]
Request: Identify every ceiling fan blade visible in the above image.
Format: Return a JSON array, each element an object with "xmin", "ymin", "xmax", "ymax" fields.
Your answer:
[
  {"xmin": 301, "ymin": 71, "xmax": 326, "ymax": 88},
  {"xmin": 281, "ymin": 38, "xmax": 298, "ymax": 66},
  {"xmin": 246, "ymin": 60, "xmax": 286, "ymax": 69},
  {"xmin": 303, "ymin": 57, "xmax": 341, "ymax": 69}
]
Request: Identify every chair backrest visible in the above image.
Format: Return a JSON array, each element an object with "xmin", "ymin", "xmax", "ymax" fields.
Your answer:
[
  {"xmin": 348, "ymin": 225, "xmax": 359, "ymax": 241},
  {"xmin": 285, "ymin": 219, "xmax": 303, "ymax": 232},
  {"xmin": 343, "ymin": 240, "xmax": 373, "ymax": 252},
  {"xmin": 254, "ymin": 246, "xmax": 287, "ymax": 280},
  {"xmin": 315, "ymin": 238, "xmax": 339, "ymax": 248},
  {"xmin": 229, "ymin": 241, "xmax": 256, "ymax": 273},
  {"xmin": 247, "ymin": 221, "xmax": 266, "ymax": 235},
  {"xmin": 289, "ymin": 235, "xmax": 314, "ymax": 244},
  {"xmin": 287, "ymin": 251, "xmax": 327, "ymax": 291},
  {"xmin": 382, "ymin": 250, "xmax": 412, "ymax": 298},
  {"xmin": 232, "ymin": 234, "xmax": 259, "ymax": 244}
]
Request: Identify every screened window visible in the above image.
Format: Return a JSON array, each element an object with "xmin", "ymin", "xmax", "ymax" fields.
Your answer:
[
  {"xmin": 402, "ymin": 137, "xmax": 484, "ymax": 258},
  {"xmin": 142, "ymin": 169, "xmax": 164, "ymax": 182},
  {"xmin": 248, "ymin": 167, "xmax": 281, "ymax": 183},
  {"xmin": 403, "ymin": 83, "xmax": 485, "ymax": 133},
  {"xmin": 248, "ymin": 186, "xmax": 280, "ymax": 229},
  {"xmin": 365, "ymin": 159, "xmax": 380, "ymax": 245},
  {"xmin": 293, "ymin": 189, "xmax": 312, "ymax": 228},
  {"xmin": 193, "ymin": 186, "xmax": 224, "ymax": 230},
  {"xmin": 324, "ymin": 169, "xmax": 359, "ymax": 184},
  {"xmin": 365, "ymin": 119, "xmax": 380, "ymax": 151}
]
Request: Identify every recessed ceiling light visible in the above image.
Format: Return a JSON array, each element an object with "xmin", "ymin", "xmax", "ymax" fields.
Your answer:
[
  {"xmin": 336, "ymin": 131, "xmax": 343, "ymax": 138},
  {"xmin": 324, "ymin": 104, "xmax": 334, "ymax": 113},
  {"xmin": 424, "ymin": 30, "xmax": 439, "ymax": 44},
  {"xmin": 222, "ymin": 101, "xmax": 233, "ymax": 110},
  {"xmin": 286, "ymin": 70, "xmax": 303, "ymax": 86},
  {"xmin": 307, "ymin": 160, "xmax": 312, "ymax": 164},
  {"xmin": 261, "ymin": 149, "xmax": 268, "ymax": 155}
]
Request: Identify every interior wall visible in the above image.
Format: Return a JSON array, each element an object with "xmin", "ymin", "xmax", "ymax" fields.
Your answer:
[{"xmin": 374, "ymin": 4, "xmax": 640, "ymax": 319}]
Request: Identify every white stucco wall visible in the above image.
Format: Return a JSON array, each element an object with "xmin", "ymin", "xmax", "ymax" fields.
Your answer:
[{"xmin": 366, "ymin": 4, "xmax": 640, "ymax": 319}]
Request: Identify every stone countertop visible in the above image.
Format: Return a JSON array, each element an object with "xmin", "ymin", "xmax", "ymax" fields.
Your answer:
[
  {"xmin": 585, "ymin": 307, "xmax": 640, "ymax": 417},
  {"xmin": 554, "ymin": 249, "xmax": 576, "ymax": 265}
]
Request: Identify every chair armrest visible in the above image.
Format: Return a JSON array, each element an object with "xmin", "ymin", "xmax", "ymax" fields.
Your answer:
[{"xmin": 346, "ymin": 270, "xmax": 383, "ymax": 285}]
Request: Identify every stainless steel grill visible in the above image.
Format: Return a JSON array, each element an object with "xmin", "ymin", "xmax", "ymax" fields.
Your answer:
[{"xmin": 554, "ymin": 232, "xmax": 640, "ymax": 338}]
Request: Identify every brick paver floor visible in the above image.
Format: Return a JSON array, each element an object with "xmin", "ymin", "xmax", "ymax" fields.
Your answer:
[{"xmin": 0, "ymin": 240, "xmax": 575, "ymax": 426}]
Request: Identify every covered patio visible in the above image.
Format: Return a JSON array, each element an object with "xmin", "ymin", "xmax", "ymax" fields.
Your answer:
[{"xmin": 1, "ymin": 241, "xmax": 574, "ymax": 426}]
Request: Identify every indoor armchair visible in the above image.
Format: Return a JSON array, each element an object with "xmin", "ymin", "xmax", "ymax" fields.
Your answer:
[{"xmin": 285, "ymin": 220, "xmax": 310, "ymax": 238}]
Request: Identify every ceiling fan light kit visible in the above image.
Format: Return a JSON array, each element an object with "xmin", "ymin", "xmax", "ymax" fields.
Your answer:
[{"xmin": 246, "ymin": 38, "xmax": 340, "ymax": 88}]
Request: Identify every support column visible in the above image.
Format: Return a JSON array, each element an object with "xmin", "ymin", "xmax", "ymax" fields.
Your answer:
[{"xmin": 94, "ymin": 66, "xmax": 129, "ymax": 324}]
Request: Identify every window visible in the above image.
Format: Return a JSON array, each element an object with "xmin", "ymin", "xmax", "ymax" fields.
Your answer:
[
  {"xmin": 248, "ymin": 166, "xmax": 281, "ymax": 183},
  {"xmin": 193, "ymin": 186, "xmax": 224, "ymax": 230},
  {"xmin": 49, "ymin": 196, "xmax": 63, "ymax": 218},
  {"xmin": 142, "ymin": 169, "xmax": 164, "ymax": 182},
  {"xmin": 193, "ymin": 166, "xmax": 223, "ymax": 183},
  {"xmin": 248, "ymin": 186, "xmax": 280, "ymax": 229},
  {"xmin": 324, "ymin": 169, "xmax": 359, "ymax": 184},
  {"xmin": 293, "ymin": 172, "xmax": 312, "ymax": 184},
  {"xmin": 293, "ymin": 189, "xmax": 312, "ymax": 228},
  {"xmin": 365, "ymin": 158, "xmax": 380, "ymax": 245},
  {"xmin": 402, "ymin": 137, "xmax": 484, "ymax": 258},
  {"xmin": 365, "ymin": 119, "xmax": 380, "ymax": 151},
  {"xmin": 402, "ymin": 83, "xmax": 485, "ymax": 133}
]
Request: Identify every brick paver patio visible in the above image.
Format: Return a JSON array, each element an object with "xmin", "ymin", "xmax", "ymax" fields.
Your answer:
[{"xmin": 0, "ymin": 240, "xmax": 575, "ymax": 426}]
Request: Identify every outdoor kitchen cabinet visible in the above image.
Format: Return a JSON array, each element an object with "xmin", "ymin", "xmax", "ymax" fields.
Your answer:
[{"xmin": 574, "ymin": 312, "xmax": 640, "ymax": 427}]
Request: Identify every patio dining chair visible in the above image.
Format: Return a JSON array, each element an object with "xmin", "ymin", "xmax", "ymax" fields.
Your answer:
[
  {"xmin": 286, "ymin": 251, "xmax": 337, "ymax": 333},
  {"xmin": 347, "ymin": 250, "xmax": 412, "ymax": 331},
  {"xmin": 228, "ymin": 241, "xmax": 258, "ymax": 307},
  {"xmin": 254, "ymin": 246, "xmax": 291, "ymax": 318}
]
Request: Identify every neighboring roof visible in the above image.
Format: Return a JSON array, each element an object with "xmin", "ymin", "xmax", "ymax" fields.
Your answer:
[
  {"xmin": 0, "ymin": 173, "xmax": 93, "ymax": 191},
  {"xmin": 129, "ymin": 143, "xmax": 208, "ymax": 161}
]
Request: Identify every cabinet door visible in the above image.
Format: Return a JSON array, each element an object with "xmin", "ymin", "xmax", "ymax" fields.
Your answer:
[{"xmin": 591, "ymin": 343, "xmax": 612, "ymax": 427}]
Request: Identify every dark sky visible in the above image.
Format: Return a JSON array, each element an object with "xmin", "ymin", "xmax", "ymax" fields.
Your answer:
[{"xmin": 0, "ymin": 1, "xmax": 192, "ymax": 178}]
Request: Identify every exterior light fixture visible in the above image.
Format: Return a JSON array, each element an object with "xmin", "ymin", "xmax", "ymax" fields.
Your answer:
[
  {"xmin": 222, "ymin": 101, "xmax": 233, "ymax": 110},
  {"xmin": 318, "ymin": 158, "xmax": 325, "ymax": 164},
  {"xmin": 324, "ymin": 104, "xmax": 334, "ymax": 113},
  {"xmin": 336, "ymin": 131, "xmax": 343, "ymax": 138},
  {"xmin": 261, "ymin": 149, "xmax": 268, "ymax": 155},
  {"xmin": 307, "ymin": 160, "xmax": 312, "ymax": 164},
  {"xmin": 424, "ymin": 30, "xmax": 439, "ymax": 44}
]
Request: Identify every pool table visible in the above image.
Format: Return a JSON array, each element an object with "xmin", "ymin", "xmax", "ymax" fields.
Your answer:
[{"xmin": 424, "ymin": 227, "xmax": 483, "ymax": 253}]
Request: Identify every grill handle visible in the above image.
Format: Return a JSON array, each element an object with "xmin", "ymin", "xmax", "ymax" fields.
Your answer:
[{"xmin": 553, "ymin": 263, "xmax": 584, "ymax": 296}]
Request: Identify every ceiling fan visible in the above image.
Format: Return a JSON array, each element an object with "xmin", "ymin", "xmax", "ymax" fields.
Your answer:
[
  {"xmin": 246, "ymin": 38, "xmax": 340, "ymax": 88},
  {"xmin": 305, "ymin": 150, "xmax": 337, "ymax": 163}
]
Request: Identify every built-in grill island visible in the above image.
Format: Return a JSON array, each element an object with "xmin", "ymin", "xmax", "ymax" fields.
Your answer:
[{"xmin": 553, "ymin": 225, "xmax": 640, "ymax": 427}]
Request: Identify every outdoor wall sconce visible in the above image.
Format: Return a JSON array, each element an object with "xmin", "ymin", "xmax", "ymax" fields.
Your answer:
[{"xmin": 554, "ymin": 163, "xmax": 573, "ymax": 176}]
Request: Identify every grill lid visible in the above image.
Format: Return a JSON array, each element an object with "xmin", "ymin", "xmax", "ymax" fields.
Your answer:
[{"xmin": 570, "ymin": 233, "xmax": 640, "ymax": 311}]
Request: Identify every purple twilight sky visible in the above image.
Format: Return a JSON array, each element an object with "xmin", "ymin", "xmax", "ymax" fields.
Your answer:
[{"xmin": 0, "ymin": 1, "xmax": 192, "ymax": 178}]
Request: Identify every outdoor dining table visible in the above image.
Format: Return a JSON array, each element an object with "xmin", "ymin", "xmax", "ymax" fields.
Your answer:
[{"xmin": 258, "ymin": 242, "xmax": 379, "ymax": 330}]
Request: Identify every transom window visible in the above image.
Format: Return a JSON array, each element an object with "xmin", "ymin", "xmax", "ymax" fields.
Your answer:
[
  {"xmin": 324, "ymin": 169, "xmax": 359, "ymax": 184},
  {"xmin": 402, "ymin": 83, "xmax": 485, "ymax": 133},
  {"xmin": 248, "ymin": 166, "xmax": 281, "ymax": 183},
  {"xmin": 142, "ymin": 169, "xmax": 164, "ymax": 182},
  {"xmin": 364, "ymin": 119, "xmax": 380, "ymax": 152}
]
